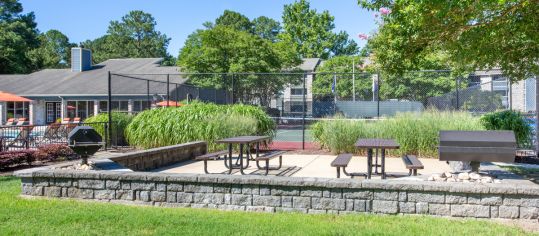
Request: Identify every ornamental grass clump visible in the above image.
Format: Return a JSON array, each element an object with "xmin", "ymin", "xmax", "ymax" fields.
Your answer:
[
  {"xmin": 84, "ymin": 112, "xmax": 134, "ymax": 145},
  {"xmin": 312, "ymin": 110, "xmax": 484, "ymax": 157},
  {"xmin": 125, "ymin": 102, "xmax": 275, "ymax": 150}
]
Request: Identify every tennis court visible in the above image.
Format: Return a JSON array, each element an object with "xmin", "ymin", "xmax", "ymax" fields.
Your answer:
[{"xmin": 269, "ymin": 127, "xmax": 318, "ymax": 150}]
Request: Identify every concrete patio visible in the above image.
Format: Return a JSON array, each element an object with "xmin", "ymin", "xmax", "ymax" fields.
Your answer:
[{"xmin": 154, "ymin": 154, "xmax": 453, "ymax": 179}]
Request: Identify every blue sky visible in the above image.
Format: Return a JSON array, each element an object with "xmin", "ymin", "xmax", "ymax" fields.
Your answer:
[{"xmin": 20, "ymin": 0, "xmax": 377, "ymax": 56}]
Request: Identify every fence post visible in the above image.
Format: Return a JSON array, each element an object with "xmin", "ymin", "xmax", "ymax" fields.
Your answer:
[
  {"xmin": 377, "ymin": 72, "xmax": 380, "ymax": 118},
  {"xmin": 302, "ymin": 73, "xmax": 307, "ymax": 150},
  {"xmin": 107, "ymin": 71, "xmax": 113, "ymax": 148},
  {"xmin": 508, "ymin": 79, "xmax": 512, "ymax": 110},
  {"xmin": 146, "ymin": 80, "xmax": 150, "ymax": 109},
  {"xmin": 104, "ymin": 122, "xmax": 108, "ymax": 151},
  {"xmin": 231, "ymin": 73, "xmax": 235, "ymax": 103},
  {"xmin": 456, "ymin": 77, "xmax": 460, "ymax": 110},
  {"xmin": 175, "ymin": 83, "xmax": 179, "ymax": 107},
  {"xmin": 166, "ymin": 74, "xmax": 170, "ymax": 107},
  {"xmin": 535, "ymin": 75, "xmax": 539, "ymax": 153}
]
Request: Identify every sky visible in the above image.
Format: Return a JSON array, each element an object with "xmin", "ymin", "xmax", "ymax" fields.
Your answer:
[{"xmin": 20, "ymin": 0, "xmax": 378, "ymax": 56}]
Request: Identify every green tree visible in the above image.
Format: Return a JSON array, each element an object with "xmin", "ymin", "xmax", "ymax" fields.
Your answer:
[
  {"xmin": 313, "ymin": 56, "xmax": 371, "ymax": 99},
  {"xmin": 177, "ymin": 26, "xmax": 301, "ymax": 104},
  {"xmin": 358, "ymin": 0, "xmax": 539, "ymax": 81},
  {"xmin": 214, "ymin": 10, "xmax": 253, "ymax": 32},
  {"xmin": 27, "ymin": 29, "xmax": 76, "ymax": 69},
  {"xmin": 281, "ymin": 0, "xmax": 358, "ymax": 59},
  {"xmin": 0, "ymin": 0, "xmax": 39, "ymax": 73},
  {"xmin": 82, "ymin": 10, "xmax": 171, "ymax": 64},
  {"xmin": 252, "ymin": 16, "xmax": 281, "ymax": 42}
]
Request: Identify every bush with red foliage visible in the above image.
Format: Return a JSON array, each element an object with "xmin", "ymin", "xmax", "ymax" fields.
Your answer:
[
  {"xmin": 34, "ymin": 144, "xmax": 75, "ymax": 162},
  {"xmin": 0, "ymin": 150, "xmax": 36, "ymax": 169}
]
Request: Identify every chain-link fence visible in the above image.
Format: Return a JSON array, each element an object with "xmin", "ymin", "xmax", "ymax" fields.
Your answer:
[{"xmin": 107, "ymin": 71, "xmax": 537, "ymax": 150}]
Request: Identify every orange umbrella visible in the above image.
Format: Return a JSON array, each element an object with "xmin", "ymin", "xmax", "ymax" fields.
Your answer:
[
  {"xmin": 156, "ymin": 101, "xmax": 183, "ymax": 107},
  {"xmin": 0, "ymin": 91, "xmax": 32, "ymax": 102}
]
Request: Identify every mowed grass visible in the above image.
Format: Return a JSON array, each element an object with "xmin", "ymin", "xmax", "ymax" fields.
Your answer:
[{"xmin": 0, "ymin": 177, "xmax": 533, "ymax": 236}]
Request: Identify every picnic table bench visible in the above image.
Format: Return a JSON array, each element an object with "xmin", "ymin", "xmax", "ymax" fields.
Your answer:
[
  {"xmin": 255, "ymin": 150, "xmax": 286, "ymax": 175},
  {"xmin": 195, "ymin": 150, "xmax": 228, "ymax": 174},
  {"xmin": 331, "ymin": 153, "xmax": 352, "ymax": 178},
  {"xmin": 401, "ymin": 155, "xmax": 424, "ymax": 176}
]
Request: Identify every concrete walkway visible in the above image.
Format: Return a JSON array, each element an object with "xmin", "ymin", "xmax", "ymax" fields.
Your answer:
[{"xmin": 156, "ymin": 154, "xmax": 453, "ymax": 179}]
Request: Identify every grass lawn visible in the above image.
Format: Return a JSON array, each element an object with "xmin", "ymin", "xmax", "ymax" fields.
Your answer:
[{"xmin": 0, "ymin": 176, "xmax": 534, "ymax": 236}]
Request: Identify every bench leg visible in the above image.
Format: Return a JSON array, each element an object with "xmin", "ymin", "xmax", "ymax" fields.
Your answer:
[
  {"xmin": 408, "ymin": 169, "xmax": 413, "ymax": 176},
  {"xmin": 264, "ymin": 160, "xmax": 269, "ymax": 175},
  {"xmin": 257, "ymin": 155, "xmax": 283, "ymax": 175},
  {"xmin": 203, "ymin": 160, "xmax": 210, "ymax": 174},
  {"xmin": 413, "ymin": 169, "xmax": 418, "ymax": 176},
  {"xmin": 228, "ymin": 144, "xmax": 233, "ymax": 174},
  {"xmin": 336, "ymin": 167, "xmax": 340, "ymax": 178}
]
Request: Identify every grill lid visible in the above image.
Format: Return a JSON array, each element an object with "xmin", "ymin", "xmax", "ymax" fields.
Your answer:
[
  {"xmin": 68, "ymin": 126, "xmax": 102, "ymax": 144},
  {"xmin": 439, "ymin": 130, "xmax": 516, "ymax": 148}
]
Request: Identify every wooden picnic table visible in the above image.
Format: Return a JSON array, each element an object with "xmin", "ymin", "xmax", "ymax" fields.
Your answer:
[
  {"xmin": 216, "ymin": 135, "xmax": 270, "ymax": 175},
  {"xmin": 355, "ymin": 138, "xmax": 400, "ymax": 179}
]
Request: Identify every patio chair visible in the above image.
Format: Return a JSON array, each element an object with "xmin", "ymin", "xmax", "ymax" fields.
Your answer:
[
  {"xmin": 15, "ymin": 118, "xmax": 27, "ymax": 126},
  {"xmin": 6, "ymin": 125, "xmax": 35, "ymax": 150},
  {"xmin": 40, "ymin": 123, "xmax": 61, "ymax": 144},
  {"xmin": 4, "ymin": 118, "xmax": 15, "ymax": 126},
  {"xmin": 57, "ymin": 118, "xmax": 72, "ymax": 140}
]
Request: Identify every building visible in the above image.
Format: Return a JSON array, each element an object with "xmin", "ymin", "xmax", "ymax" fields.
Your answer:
[
  {"xmin": 0, "ymin": 48, "xmax": 187, "ymax": 125},
  {"xmin": 274, "ymin": 58, "xmax": 321, "ymax": 117},
  {"xmin": 470, "ymin": 69, "xmax": 536, "ymax": 112}
]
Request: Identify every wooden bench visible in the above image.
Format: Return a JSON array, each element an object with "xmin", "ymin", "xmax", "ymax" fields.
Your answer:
[
  {"xmin": 195, "ymin": 150, "xmax": 228, "ymax": 174},
  {"xmin": 402, "ymin": 155, "xmax": 424, "ymax": 176},
  {"xmin": 255, "ymin": 150, "xmax": 286, "ymax": 175},
  {"xmin": 331, "ymin": 154, "xmax": 352, "ymax": 178}
]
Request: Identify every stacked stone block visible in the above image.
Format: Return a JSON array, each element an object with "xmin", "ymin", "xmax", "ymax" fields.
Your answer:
[{"xmin": 17, "ymin": 170, "xmax": 539, "ymax": 219}]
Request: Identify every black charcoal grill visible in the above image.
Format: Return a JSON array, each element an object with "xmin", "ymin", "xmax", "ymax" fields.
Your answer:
[
  {"xmin": 438, "ymin": 130, "xmax": 517, "ymax": 163},
  {"xmin": 68, "ymin": 126, "xmax": 104, "ymax": 165}
]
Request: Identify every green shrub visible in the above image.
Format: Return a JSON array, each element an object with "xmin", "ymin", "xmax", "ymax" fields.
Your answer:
[
  {"xmin": 312, "ymin": 111, "xmax": 484, "ymax": 157},
  {"xmin": 125, "ymin": 102, "xmax": 275, "ymax": 150},
  {"xmin": 480, "ymin": 110, "xmax": 532, "ymax": 148},
  {"xmin": 84, "ymin": 112, "xmax": 134, "ymax": 146}
]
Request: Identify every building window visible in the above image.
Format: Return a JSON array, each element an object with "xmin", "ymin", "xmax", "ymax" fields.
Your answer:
[
  {"xmin": 291, "ymin": 88, "xmax": 307, "ymax": 95},
  {"xmin": 133, "ymin": 101, "xmax": 151, "ymax": 112},
  {"xmin": 98, "ymin": 101, "xmax": 131, "ymax": 113},
  {"xmin": 290, "ymin": 101, "xmax": 306, "ymax": 113},
  {"xmin": 6, "ymin": 102, "xmax": 29, "ymax": 119},
  {"xmin": 66, "ymin": 101, "xmax": 94, "ymax": 120},
  {"xmin": 468, "ymin": 75, "xmax": 481, "ymax": 87}
]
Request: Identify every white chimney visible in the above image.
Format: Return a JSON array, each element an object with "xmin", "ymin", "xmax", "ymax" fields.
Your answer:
[{"xmin": 71, "ymin": 47, "xmax": 92, "ymax": 72}]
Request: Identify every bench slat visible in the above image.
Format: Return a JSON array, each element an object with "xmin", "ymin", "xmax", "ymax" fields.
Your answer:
[
  {"xmin": 256, "ymin": 150, "xmax": 286, "ymax": 161},
  {"xmin": 331, "ymin": 153, "xmax": 353, "ymax": 167},
  {"xmin": 402, "ymin": 155, "xmax": 424, "ymax": 169},
  {"xmin": 195, "ymin": 150, "xmax": 228, "ymax": 160}
]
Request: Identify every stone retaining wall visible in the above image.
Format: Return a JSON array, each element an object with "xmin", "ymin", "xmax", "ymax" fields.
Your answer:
[
  {"xmin": 108, "ymin": 141, "xmax": 206, "ymax": 171},
  {"xmin": 15, "ymin": 170, "xmax": 539, "ymax": 219}
]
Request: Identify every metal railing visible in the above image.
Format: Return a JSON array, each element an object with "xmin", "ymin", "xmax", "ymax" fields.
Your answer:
[{"xmin": 0, "ymin": 122, "xmax": 108, "ymax": 151}]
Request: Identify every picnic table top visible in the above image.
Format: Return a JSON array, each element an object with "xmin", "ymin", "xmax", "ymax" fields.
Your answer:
[
  {"xmin": 355, "ymin": 138, "xmax": 400, "ymax": 149},
  {"xmin": 216, "ymin": 135, "xmax": 270, "ymax": 144}
]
